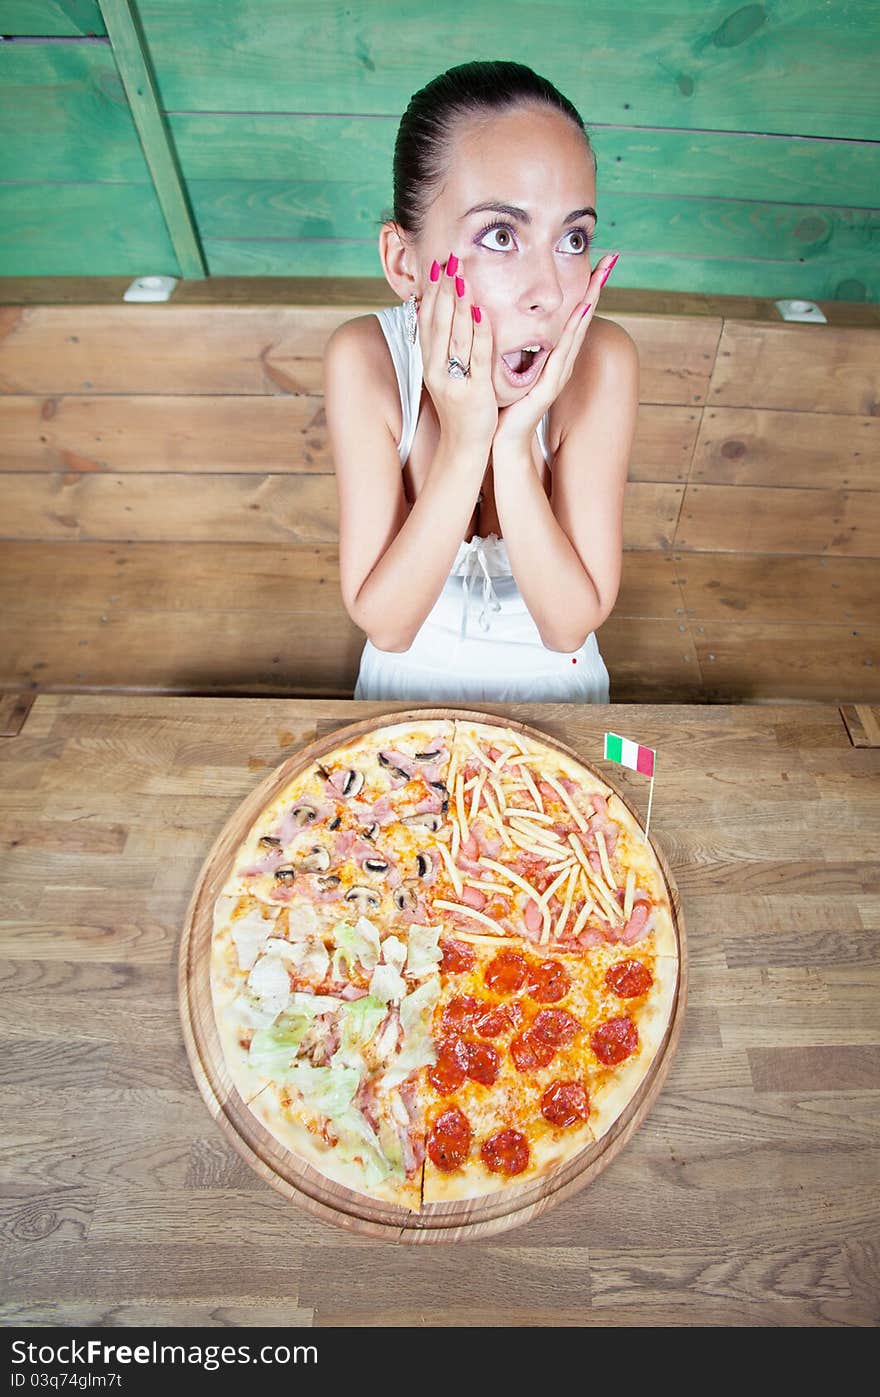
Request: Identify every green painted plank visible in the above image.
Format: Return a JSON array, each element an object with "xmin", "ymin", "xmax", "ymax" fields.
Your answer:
[
  {"xmin": 97, "ymin": 0, "xmax": 205, "ymax": 276},
  {"xmin": 200, "ymin": 237, "xmax": 873, "ymax": 303},
  {"xmin": 0, "ymin": 1, "xmax": 106, "ymax": 34},
  {"xmin": 0, "ymin": 183, "xmax": 180, "ymax": 274},
  {"xmin": 164, "ymin": 113, "xmax": 880, "ymax": 213},
  {"xmin": 0, "ymin": 44, "xmax": 153, "ymax": 181},
  {"xmin": 136, "ymin": 0, "xmax": 880, "ymax": 140},
  {"xmin": 181, "ymin": 183, "xmax": 877, "ymax": 272}
]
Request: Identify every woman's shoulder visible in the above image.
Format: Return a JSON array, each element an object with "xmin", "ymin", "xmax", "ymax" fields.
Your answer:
[
  {"xmin": 323, "ymin": 312, "xmax": 401, "ymax": 438},
  {"xmin": 550, "ymin": 313, "xmax": 639, "ymax": 446}
]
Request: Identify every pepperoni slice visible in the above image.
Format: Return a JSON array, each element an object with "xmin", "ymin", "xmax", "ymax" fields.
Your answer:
[
  {"xmin": 476, "ymin": 1002, "xmax": 522, "ymax": 1038},
  {"xmin": 527, "ymin": 959, "xmax": 571, "ymax": 1003},
  {"xmin": 532, "ymin": 1007, "xmax": 580, "ymax": 1047},
  {"xmin": 590, "ymin": 1015, "xmax": 639, "ymax": 1065},
  {"xmin": 441, "ymin": 994, "xmax": 485, "ymax": 1034},
  {"xmin": 510, "ymin": 1028, "xmax": 556, "ymax": 1072},
  {"xmin": 481, "ymin": 1128, "xmax": 530, "ymax": 1176},
  {"xmin": 427, "ymin": 1036, "xmax": 468, "ymax": 1094},
  {"xmin": 461, "ymin": 1038, "xmax": 500, "ymax": 1086},
  {"xmin": 605, "ymin": 959, "xmax": 653, "ymax": 999},
  {"xmin": 427, "ymin": 1107, "xmax": 472, "ymax": 1172},
  {"xmin": 484, "ymin": 949, "xmax": 528, "ymax": 993},
  {"xmin": 440, "ymin": 938, "xmax": 476, "ymax": 974},
  {"xmin": 541, "ymin": 1080, "xmax": 591, "ymax": 1128}
]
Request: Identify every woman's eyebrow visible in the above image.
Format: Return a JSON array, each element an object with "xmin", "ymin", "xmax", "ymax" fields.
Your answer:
[{"xmin": 461, "ymin": 201, "xmax": 597, "ymax": 225}]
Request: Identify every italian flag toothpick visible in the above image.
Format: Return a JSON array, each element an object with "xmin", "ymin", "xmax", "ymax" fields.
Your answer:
[{"xmin": 604, "ymin": 732, "xmax": 657, "ymax": 839}]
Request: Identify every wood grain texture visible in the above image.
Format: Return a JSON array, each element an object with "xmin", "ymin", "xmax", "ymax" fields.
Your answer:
[
  {"xmin": 841, "ymin": 705, "xmax": 880, "ymax": 748},
  {"xmin": 0, "ymin": 696, "xmax": 877, "ymax": 1324},
  {"xmin": 178, "ymin": 708, "xmax": 686, "ymax": 1241}
]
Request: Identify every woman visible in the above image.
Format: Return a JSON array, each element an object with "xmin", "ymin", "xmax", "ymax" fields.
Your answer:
[{"xmin": 323, "ymin": 60, "xmax": 639, "ymax": 702}]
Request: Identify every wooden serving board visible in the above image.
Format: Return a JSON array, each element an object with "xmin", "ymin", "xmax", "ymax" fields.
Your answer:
[{"xmin": 179, "ymin": 707, "xmax": 687, "ymax": 1242}]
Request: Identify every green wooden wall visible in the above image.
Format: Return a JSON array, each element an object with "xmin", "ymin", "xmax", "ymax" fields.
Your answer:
[{"xmin": 1, "ymin": 0, "xmax": 878, "ymax": 297}]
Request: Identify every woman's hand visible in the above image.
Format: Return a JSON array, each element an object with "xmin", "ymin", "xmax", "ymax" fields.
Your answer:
[
  {"xmin": 492, "ymin": 253, "xmax": 619, "ymax": 459},
  {"xmin": 418, "ymin": 252, "xmax": 498, "ymax": 455}
]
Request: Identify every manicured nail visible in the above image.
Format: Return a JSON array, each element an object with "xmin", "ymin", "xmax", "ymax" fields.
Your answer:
[
  {"xmin": 455, "ymin": 276, "xmax": 465, "ymax": 298},
  {"xmin": 446, "ymin": 253, "xmax": 459, "ymax": 276},
  {"xmin": 430, "ymin": 260, "xmax": 440, "ymax": 282},
  {"xmin": 600, "ymin": 253, "xmax": 619, "ymax": 287},
  {"xmin": 471, "ymin": 304, "xmax": 481, "ymax": 324},
  {"xmin": 580, "ymin": 302, "xmax": 593, "ymax": 318}
]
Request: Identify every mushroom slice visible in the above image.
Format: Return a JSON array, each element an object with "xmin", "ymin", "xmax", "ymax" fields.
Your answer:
[
  {"xmin": 292, "ymin": 804, "xmax": 317, "ymax": 827},
  {"xmin": 393, "ymin": 886, "xmax": 419, "ymax": 913},
  {"xmin": 416, "ymin": 852, "xmax": 434, "ymax": 879},
  {"xmin": 298, "ymin": 845, "xmax": 331, "ymax": 873},
  {"xmin": 414, "ymin": 749, "xmax": 441, "ymax": 761},
  {"xmin": 273, "ymin": 865, "xmax": 297, "ymax": 885},
  {"xmin": 363, "ymin": 857, "xmax": 390, "ymax": 875},
  {"xmin": 317, "ymin": 873, "xmax": 341, "ymax": 890},
  {"xmin": 344, "ymin": 885, "xmax": 381, "ymax": 912},
  {"xmin": 360, "ymin": 822, "xmax": 379, "ymax": 841},
  {"xmin": 258, "ymin": 835, "xmax": 281, "ymax": 851},
  {"xmin": 402, "ymin": 812, "xmax": 443, "ymax": 832},
  {"xmin": 328, "ymin": 816, "xmax": 341, "ymax": 831},
  {"xmin": 429, "ymin": 781, "xmax": 448, "ymax": 796},
  {"xmin": 341, "ymin": 769, "xmax": 364, "ymax": 798}
]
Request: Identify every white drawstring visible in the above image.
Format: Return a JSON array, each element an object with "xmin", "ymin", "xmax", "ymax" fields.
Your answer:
[{"xmin": 460, "ymin": 541, "xmax": 502, "ymax": 640}]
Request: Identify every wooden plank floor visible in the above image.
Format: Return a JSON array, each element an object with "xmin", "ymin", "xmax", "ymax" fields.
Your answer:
[{"xmin": 0, "ymin": 696, "xmax": 877, "ymax": 1326}]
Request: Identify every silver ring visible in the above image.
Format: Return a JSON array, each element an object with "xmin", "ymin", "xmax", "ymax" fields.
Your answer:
[{"xmin": 447, "ymin": 356, "xmax": 470, "ymax": 379}]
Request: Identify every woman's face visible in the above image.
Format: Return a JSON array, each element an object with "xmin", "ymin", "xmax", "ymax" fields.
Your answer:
[{"xmin": 416, "ymin": 104, "xmax": 598, "ymax": 404}]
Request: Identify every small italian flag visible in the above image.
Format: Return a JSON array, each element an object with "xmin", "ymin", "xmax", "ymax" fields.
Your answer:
[{"xmin": 604, "ymin": 732, "xmax": 656, "ymax": 776}]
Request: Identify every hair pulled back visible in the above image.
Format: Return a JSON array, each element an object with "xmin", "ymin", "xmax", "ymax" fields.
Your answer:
[{"xmin": 387, "ymin": 60, "xmax": 596, "ymax": 238}]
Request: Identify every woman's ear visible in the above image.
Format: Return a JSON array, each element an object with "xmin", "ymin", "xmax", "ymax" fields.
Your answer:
[{"xmin": 379, "ymin": 221, "xmax": 419, "ymax": 301}]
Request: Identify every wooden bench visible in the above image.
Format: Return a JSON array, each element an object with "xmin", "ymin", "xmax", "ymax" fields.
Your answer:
[{"xmin": 1, "ymin": 279, "xmax": 878, "ymax": 704}]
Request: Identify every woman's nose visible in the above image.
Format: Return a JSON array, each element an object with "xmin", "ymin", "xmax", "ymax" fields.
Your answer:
[{"xmin": 519, "ymin": 255, "xmax": 565, "ymax": 313}]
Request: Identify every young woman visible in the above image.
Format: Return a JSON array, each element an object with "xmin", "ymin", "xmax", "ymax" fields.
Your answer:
[{"xmin": 323, "ymin": 60, "xmax": 640, "ymax": 702}]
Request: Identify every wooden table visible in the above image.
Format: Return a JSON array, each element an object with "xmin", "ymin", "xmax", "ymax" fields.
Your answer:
[{"xmin": 1, "ymin": 696, "xmax": 877, "ymax": 1328}]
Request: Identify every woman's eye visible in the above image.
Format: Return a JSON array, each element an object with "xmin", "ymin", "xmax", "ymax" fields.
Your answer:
[
  {"xmin": 478, "ymin": 225, "xmax": 516, "ymax": 251},
  {"xmin": 562, "ymin": 229, "xmax": 591, "ymax": 254}
]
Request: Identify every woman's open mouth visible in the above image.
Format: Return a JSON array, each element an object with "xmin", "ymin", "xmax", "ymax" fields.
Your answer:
[{"xmin": 499, "ymin": 342, "xmax": 550, "ymax": 387}]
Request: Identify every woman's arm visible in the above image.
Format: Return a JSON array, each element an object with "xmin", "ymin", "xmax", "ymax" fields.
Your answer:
[
  {"xmin": 324, "ymin": 319, "xmax": 489, "ymax": 652},
  {"xmin": 492, "ymin": 320, "xmax": 640, "ymax": 652}
]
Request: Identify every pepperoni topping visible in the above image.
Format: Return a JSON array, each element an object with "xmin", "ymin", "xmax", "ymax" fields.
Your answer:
[
  {"xmin": 441, "ymin": 994, "xmax": 485, "ymax": 1034},
  {"xmin": 481, "ymin": 1128, "xmax": 529, "ymax": 1176},
  {"xmin": 591, "ymin": 1015, "xmax": 639, "ymax": 1065},
  {"xmin": 427, "ymin": 1036, "xmax": 468, "ymax": 1094},
  {"xmin": 541, "ymin": 1080, "xmax": 591, "ymax": 1128},
  {"xmin": 427, "ymin": 1107, "xmax": 472, "ymax": 1172},
  {"xmin": 484, "ymin": 949, "xmax": 528, "ymax": 993},
  {"xmin": 605, "ymin": 959, "xmax": 653, "ymax": 998},
  {"xmin": 476, "ymin": 1002, "xmax": 522, "ymax": 1038},
  {"xmin": 510, "ymin": 1028, "xmax": 556, "ymax": 1072},
  {"xmin": 532, "ymin": 1007, "xmax": 580, "ymax": 1047},
  {"xmin": 440, "ymin": 938, "xmax": 476, "ymax": 974},
  {"xmin": 462, "ymin": 1039, "xmax": 501, "ymax": 1085},
  {"xmin": 527, "ymin": 959, "xmax": 571, "ymax": 1003}
]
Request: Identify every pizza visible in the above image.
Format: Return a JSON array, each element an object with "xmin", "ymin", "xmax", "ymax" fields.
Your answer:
[{"xmin": 210, "ymin": 714, "xmax": 679, "ymax": 1211}]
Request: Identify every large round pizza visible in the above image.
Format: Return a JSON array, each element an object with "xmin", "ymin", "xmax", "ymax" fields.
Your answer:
[{"xmin": 209, "ymin": 714, "xmax": 681, "ymax": 1214}]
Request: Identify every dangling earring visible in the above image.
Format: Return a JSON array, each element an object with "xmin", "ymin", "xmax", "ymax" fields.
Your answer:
[{"xmin": 404, "ymin": 293, "xmax": 420, "ymax": 345}]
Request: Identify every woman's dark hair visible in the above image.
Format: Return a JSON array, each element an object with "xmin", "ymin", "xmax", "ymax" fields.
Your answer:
[{"xmin": 383, "ymin": 60, "xmax": 596, "ymax": 236}]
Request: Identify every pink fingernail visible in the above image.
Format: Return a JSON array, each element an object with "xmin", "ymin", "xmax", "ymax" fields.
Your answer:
[
  {"xmin": 580, "ymin": 302, "xmax": 593, "ymax": 318},
  {"xmin": 471, "ymin": 304, "xmax": 481, "ymax": 324},
  {"xmin": 600, "ymin": 253, "xmax": 620, "ymax": 287},
  {"xmin": 446, "ymin": 253, "xmax": 458, "ymax": 276},
  {"xmin": 430, "ymin": 260, "xmax": 440, "ymax": 282},
  {"xmin": 455, "ymin": 276, "xmax": 465, "ymax": 298}
]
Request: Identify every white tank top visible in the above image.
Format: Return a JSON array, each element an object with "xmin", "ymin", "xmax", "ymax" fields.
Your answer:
[{"xmin": 374, "ymin": 302, "xmax": 553, "ymax": 469}]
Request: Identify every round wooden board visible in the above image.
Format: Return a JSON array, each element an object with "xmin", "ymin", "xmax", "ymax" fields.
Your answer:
[{"xmin": 179, "ymin": 707, "xmax": 687, "ymax": 1242}]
